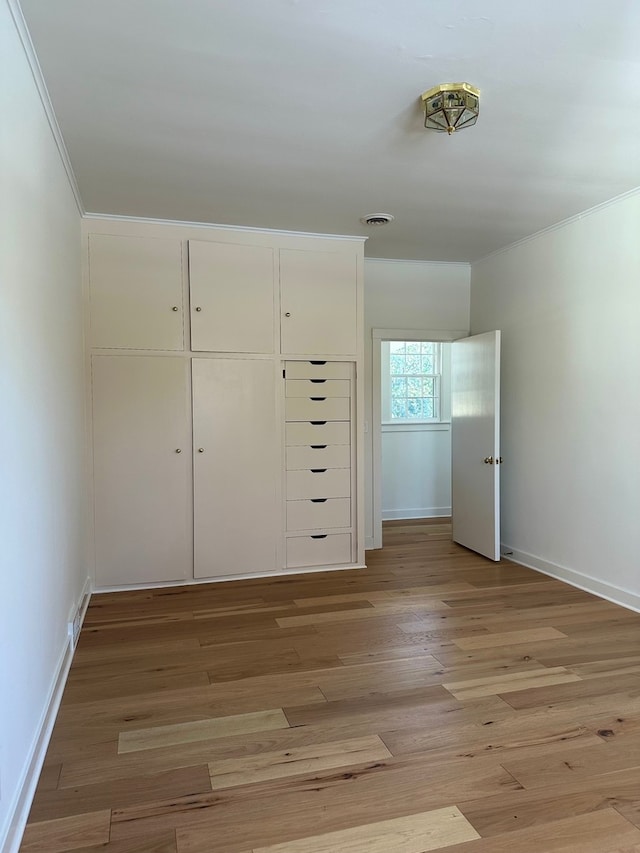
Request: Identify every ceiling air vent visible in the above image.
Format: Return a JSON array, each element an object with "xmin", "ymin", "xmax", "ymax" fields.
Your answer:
[{"xmin": 360, "ymin": 213, "xmax": 395, "ymax": 226}]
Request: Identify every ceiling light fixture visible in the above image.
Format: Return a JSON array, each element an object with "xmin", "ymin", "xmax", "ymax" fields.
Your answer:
[{"xmin": 421, "ymin": 82, "xmax": 480, "ymax": 135}]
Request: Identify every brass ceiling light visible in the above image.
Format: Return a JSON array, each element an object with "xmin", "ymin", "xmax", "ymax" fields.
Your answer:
[{"xmin": 421, "ymin": 82, "xmax": 480, "ymax": 135}]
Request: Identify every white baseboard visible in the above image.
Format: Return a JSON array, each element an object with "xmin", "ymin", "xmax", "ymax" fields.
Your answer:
[
  {"xmin": 382, "ymin": 507, "xmax": 451, "ymax": 521},
  {"xmin": 365, "ymin": 536, "xmax": 376, "ymax": 550},
  {"xmin": 503, "ymin": 545, "xmax": 640, "ymax": 614},
  {"xmin": 1, "ymin": 577, "xmax": 92, "ymax": 853}
]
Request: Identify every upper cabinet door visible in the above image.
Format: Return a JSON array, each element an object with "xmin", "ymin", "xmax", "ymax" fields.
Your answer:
[
  {"xmin": 280, "ymin": 249, "xmax": 358, "ymax": 356},
  {"xmin": 189, "ymin": 240, "xmax": 275, "ymax": 353},
  {"xmin": 89, "ymin": 234, "xmax": 184, "ymax": 350}
]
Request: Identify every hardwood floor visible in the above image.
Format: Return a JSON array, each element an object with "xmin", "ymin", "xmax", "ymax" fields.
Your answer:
[{"xmin": 20, "ymin": 519, "xmax": 640, "ymax": 852}]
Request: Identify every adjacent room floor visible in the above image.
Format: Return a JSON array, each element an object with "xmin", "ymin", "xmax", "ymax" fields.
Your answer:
[{"xmin": 20, "ymin": 520, "xmax": 640, "ymax": 852}]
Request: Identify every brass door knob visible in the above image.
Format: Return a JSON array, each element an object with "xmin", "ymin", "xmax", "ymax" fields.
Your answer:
[{"xmin": 483, "ymin": 456, "xmax": 494, "ymax": 464}]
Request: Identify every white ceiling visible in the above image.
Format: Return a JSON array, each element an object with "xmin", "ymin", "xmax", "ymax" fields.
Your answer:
[{"xmin": 19, "ymin": 0, "xmax": 640, "ymax": 261}]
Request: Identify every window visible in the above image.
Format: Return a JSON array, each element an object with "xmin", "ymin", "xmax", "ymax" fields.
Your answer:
[{"xmin": 381, "ymin": 341, "xmax": 446, "ymax": 423}]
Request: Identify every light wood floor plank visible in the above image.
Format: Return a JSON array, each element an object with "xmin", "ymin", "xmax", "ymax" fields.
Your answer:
[
  {"xmin": 443, "ymin": 666, "xmax": 581, "ymax": 699},
  {"xmin": 20, "ymin": 810, "xmax": 111, "ymax": 853},
  {"xmin": 209, "ymin": 734, "xmax": 391, "ymax": 789},
  {"xmin": 118, "ymin": 709, "xmax": 289, "ymax": 754},
  {"xmin": 453, "ymin": 626, "xmax": 567, "ymax": 650},
  {"xmin": 246, "ymin": 806, "xmax": 480, "ymax": 853}
]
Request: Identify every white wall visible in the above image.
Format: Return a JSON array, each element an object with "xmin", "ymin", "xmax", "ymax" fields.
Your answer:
[
  {"xmin": 471, "ymin": 191, "xmax": 640, "ymax": 608},
  {"xmin": 364, "ymin": 259, "xmax": 470, "ymax": 545},
  {"xmin": 381, "ymin": 426, "xmax": 452, "ymax": 519},
  {"xmin": 0, "ymin": 4, "xmax": 87, "ymax": 850}
]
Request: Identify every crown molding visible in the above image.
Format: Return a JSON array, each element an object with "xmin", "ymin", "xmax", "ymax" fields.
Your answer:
[
  {"xmin": 365, "ymin": 256, "xmax": 470, "ymax": 268},
  {"xmin": 83, "ymin": 212, "xmax": 368, "ymax": 243},
  {"xmin": 7, "ymin": 0, "xmax": 84, "ymax": 215},
  {"xmin": 473, "ymin": 184, "xmax": 640, "ymax": 266}
]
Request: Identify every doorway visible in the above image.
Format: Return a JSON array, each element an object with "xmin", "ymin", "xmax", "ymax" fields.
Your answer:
[{"xmin": 371, "ymin": 328, "xmax": 464, "ymax": 549}]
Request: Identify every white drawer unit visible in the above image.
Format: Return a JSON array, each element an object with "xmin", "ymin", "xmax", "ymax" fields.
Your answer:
[
  {"xmin": 286, "ymin": 444, "xmax": 351, "ymax": 470},
  {"xmin": 286, "ymin": 468, "xmax": 351, "ymax": 500},
  {"xmin": 286, "ymin": 498, "xmax": 351, "ymax": 531},
  {"xmin": 285, "ymin": 379, "xmax": 350, "ymax": 398},
  {"xmin": 286, "ymin": 533, "xmax": 352, "ymax": 568},
  {"xmin": 285, "ymin": 396, "xmax": 350, "ymax": 422},
  {"xmin": 285, "ymin": 421, "xmax": 350, "ymax": 446},
  {"xmin": 286, "ymin": 361, "xmax": 353, "ymax": 380}
]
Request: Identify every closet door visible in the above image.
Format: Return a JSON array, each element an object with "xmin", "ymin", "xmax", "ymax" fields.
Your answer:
[
  {"xmin": 189, "ymin": 241, "xmax": 275, "ymax": 353},
  {"xmin": 192, "ymin": 358, "xmax": 278, "ymax": 578},
  {"xmin": 280, "ymin": 249, "xmax": 357, "ymax": 355},
  {"xmin": 92, "ymin": 356, "xmax": 192, "ymax": 586}
]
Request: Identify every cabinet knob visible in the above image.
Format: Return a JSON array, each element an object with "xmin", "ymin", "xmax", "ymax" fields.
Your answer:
[
  {"xmin": 284, "ymin": 312, "xmax": 291, "ymax": 317},
  {"xmin": 195, "ymin": 306, "xmax": 202, "ymax": 312},
  {"xmin": 198, "ymin": 448, "xmax": 205, "ymax": 453},
  {"xmin": 172, "ymin": 306, "xmax": 179, "ymax": 312},
  {"xmin": 175, "ymin": 448, "xmax": 182, "ymax": 453}
]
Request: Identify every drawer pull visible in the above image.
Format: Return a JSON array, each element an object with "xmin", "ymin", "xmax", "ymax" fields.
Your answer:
[
  {"xmin": 311, "ymin": 534, "xmax": 328, "ymax": 539},
  {"xmin": 310, "ymin": 445, "xmax": 327, "ymax": 449},
  {"xmin": 310, "ymin": 421, "xmax": 327, "ymax": 425},
  {"xmin": 310, "ymin": 397, "xmax": 327, "ymax": 401},
  {"xmin": 311, "ymin": 468, "xmax": 327, "ymax": 473},
  {"xmin": 310, "ymin": 498, "xmax": 328, "ymax": 503},
  {"xmin": 310, "ymin": 379, "xmax": 327, "ymax": 383},
  {"xmin": 310, "ymin": 361, "xmax": 327, "ymax": 365}
]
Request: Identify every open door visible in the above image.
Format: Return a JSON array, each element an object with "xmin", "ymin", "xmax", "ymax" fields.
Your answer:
[{"xmin": 451, "ymin": 331, "xmax": 501, "ymax": 560}]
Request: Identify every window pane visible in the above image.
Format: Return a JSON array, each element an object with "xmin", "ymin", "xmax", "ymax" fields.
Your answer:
[
  {"xmin": 420, "ymin": 342, "xmax": 436, "ymax": 356},
  {"xmin": 422, "ymin": 398, "xmax": 435, "ymax": 418},
  {"xmin": 389, "ymin": 341, "xmax": 406, "ymax": 354},
  {"xmin": 391, "ymin": 377, "xmax": 406, "ymax": 396},
  {"xmin": 406, "ymin": 398, "xmax": 422, "ymax": 418},
  {"xmin": 391, "ymin": 399, "xmax": 407, "ymax": 418},
  {"xmin": 404, "ymin": 354, "xmax": 421, "ymax": 374},
  {"xmin": 406, "ymin": 377, "xmax": 422, "ymax": 397},
  {"xmin": 421, "ymin": 356, "xmax": 434, "ymax": 373},
  {"xmin": 390, "ymin": 355, "xmax": 405, "ymax": 374},
  {"xmin": 422, "ymin": 377, "xmax": 434, "ymax": 396},
  {"xmin": 406, "ymin": 341, "xmax": 420, "ymax": 354}
]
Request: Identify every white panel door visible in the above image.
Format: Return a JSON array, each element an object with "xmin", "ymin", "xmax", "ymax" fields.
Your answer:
[
  {"xmin": 189, "ymin": 240, "xmax": 275, "ymax": 353},
  {"xmin": 280, "ymin": 249, "xmax": 357, "ymax": 355},
  {"xmin": 89, "ymin": 234, "xmax": 184, "ymax": 350},
  {"xmin": 92, "ymin": 356, "xmax": 192, "ymax": 586},
  {"xmin": 451, "ymin": 331, "xmax": 501, "ymax": 561},
  {"xmin": 192, "ymin": 358, "xmax": 278, "ymax": 578}
]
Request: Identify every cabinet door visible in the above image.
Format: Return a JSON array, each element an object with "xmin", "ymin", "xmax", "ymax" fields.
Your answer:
[
  {"xmin": 92, "ymin": 356, "xmax": 191, "ymax": 586},
  {"xmin": 189, "ymin": 241, "xmax": 275, "ymax": 353},
  {"xmin": 89, "ymin": 235, "xmax": 184, "ymax": 350},
  {"xmin": 280, "ymin": 249, "xmax": 357, "ymax": 355},
  {"xmin": 192, "ymin": 358, "xmax": 278, "ymax": 577}
]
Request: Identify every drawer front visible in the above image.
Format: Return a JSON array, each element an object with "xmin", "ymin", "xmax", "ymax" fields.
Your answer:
[
  {"xmin": 285, "ymin": 421, "xmax": 351, "ymax": 446},
  {"xmin": 286, "ymin": 468, "xmax": 351, "ymax": 500},
  {"xmin": 286, "ymin": 361, "xmax": 352, "ymax": 380},
  {"xmin": 285, "ymin": 396, "xmax": 350, "ymax": 422},
  {"xmin": 285, "ymin": 379, "xmax": 350, "ymax": 398},
  {"xmin": 286, "ymin": 533, "xmax": 352, "ymax": 568},
  {"xmin": 287, "ymin": 498, "xmax": 351, "ymax": 531},
  {"xmin": 286, "ymin": 444, "xmax": 351, "ymax": 470}
]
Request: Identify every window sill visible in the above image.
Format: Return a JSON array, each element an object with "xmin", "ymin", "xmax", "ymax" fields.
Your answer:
[{"xmin": 381, "ymin": 421, "xmax": 451, "ymax": 433}]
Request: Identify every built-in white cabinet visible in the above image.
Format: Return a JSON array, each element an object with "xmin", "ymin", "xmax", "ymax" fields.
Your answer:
[
  {"xmin": 192, "ymin": 358, "xmax": 278, "ymax": 577},
  {"xmin": 280, "ymin": 249, "xmax": 358, "ymax": 355},
  {"xmin": 91, "ymin": 356, "xmax": 192, "ymax": 586},
  {"xmin": 85, "ymin": 221, "xmax": 364, "ymax": 588},
  {"xmin": 88, "ymin": 235, "xmax": 184, "ymax": 350},
  {"xmin": 189, "ymin": 240, "xmax": 275, "ymax": 353}
]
